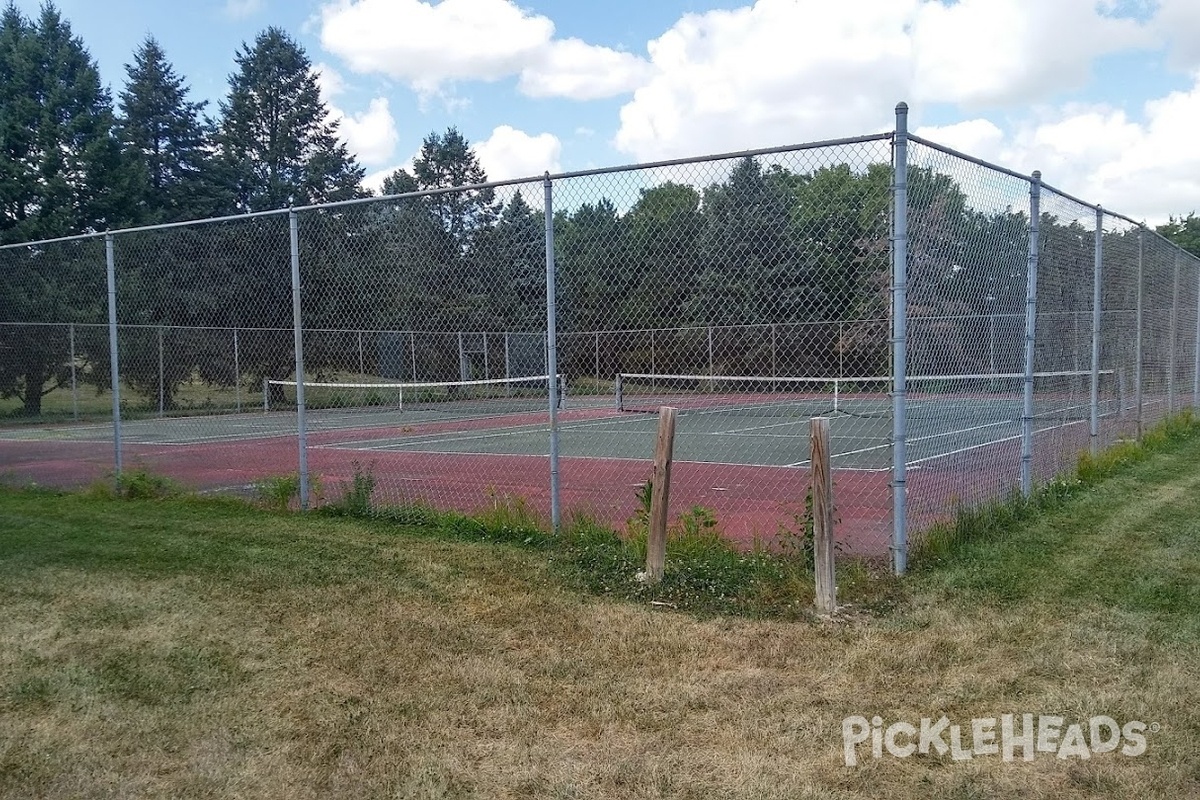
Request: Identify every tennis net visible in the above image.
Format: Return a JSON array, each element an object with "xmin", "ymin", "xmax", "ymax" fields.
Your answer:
[
  {"xmin": 264, "ymin": 374, "xmax": 566, "ymax": 416},
  {"xmin": 615, "ymin": 370, "xmax": 1120, "ymax": 423}
]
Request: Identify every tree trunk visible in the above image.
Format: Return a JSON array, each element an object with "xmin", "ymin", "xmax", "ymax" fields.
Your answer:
[{"xmin": 21, "ymin": 380, "xmax": 45, "ymax": 417}]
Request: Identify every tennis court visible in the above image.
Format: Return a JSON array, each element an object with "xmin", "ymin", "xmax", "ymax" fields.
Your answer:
[{"xmin": 0, "ymin": 367, "xmax": 1135, "ymax": 555}]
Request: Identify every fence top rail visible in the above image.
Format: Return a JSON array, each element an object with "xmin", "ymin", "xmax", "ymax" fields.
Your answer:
[
  {"xmin": 906, "ymin": 134, "xmax": 1035, "ymax": 184},
  {"xmin": 1, "ymin": 133, "xmax": 896, "ymax": 249},
  {"xmin": 908, "ymin": 132, "xmax": 1200, "ymax": 260},
  {"xmin": 290, "ymin": 132, "xmax": 896, "ymax": 213}
]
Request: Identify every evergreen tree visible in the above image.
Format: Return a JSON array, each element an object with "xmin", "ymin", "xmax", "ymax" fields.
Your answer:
[
  {"xmin": 118, "ymin": 36, "xmax": 225, "ymax": 223},
  {"xmin": 412, "ymin": 127, "xmax": 499, "ymax": 253},
  {"xmin": 0, "ymin": 3, "xmax": 127, "ymax": 415},
  {"xmin": 217, "ymin": 27, "xmax": 364, "ymax": 212}
]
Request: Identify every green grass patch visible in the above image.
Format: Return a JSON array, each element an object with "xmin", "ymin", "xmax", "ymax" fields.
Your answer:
[{"xmin": 2, "ymin": 436, "xmax": 1200, "ymax": 798}]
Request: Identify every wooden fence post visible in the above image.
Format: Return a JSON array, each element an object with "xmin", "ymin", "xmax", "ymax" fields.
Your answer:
[
  {"xmin": 644, "ymin": 406, "xmax": 678, "ymax": 584},
  {"xmin": 811, "ymin": 416, "xmax": 837, "ymax": 614}
]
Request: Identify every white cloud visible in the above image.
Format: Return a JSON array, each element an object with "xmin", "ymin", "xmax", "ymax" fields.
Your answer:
[
  {"xmin": 614, "ymin": 0, "xmax": 911, "ymax": 160},
  {"xmin": 474, "ymin": 125, "xmax": 561, "ymax": 181},
  {"xmin": 612, "ymin": 0, "xmax": 1155, "ymax": 162},
  {"xmin": 363, "ymin": 164, "xmax": 407, "ymax": 195},
  {"xmin": 518, "ymin": 39, "xmax": 652, "ymax": 100},
  {"xmin": 915, "ymin": 74, "xmax": 1200, "ymax": 224},
  {"xmin": 224, "ymin": 0, "xmax": 264, "ymax": 19},
  {"xmin": 313, "ymin": 63, "xmax": 400, "ymax": 168},
  {"xmin": 338, "ymin": 98, "xmax": 401, "ymax": 167},
  {"xmin": 313, "ymin": 62, "xmax": 347, "ymax": 99},
  {"xmin": 910, "ymin": 0, "xmax": 1149, "ymax": 107},
  {"xmin": 914, "ymin": 118, "xmax": 1005, "ymax": 156},
  {"xmin": 1155, "ymin": 0, "xmax": 1200, "ymax": 69},
  {"xmin": 320, "ymin": 0, "xmax": 552, "ymax": 92},
  {"xmin": 318, "ymin": 0, "xmax": 650, "ymax": 100}
]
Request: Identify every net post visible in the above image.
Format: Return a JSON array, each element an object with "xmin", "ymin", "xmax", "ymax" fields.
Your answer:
[
  {"xmin": 707, "ymin": 325, "xmax": 714, "ymax": 391},
  {"xmin": 158, "ymin": 325, "xmax": 165, "ymax": 418},
  {"xmin": 1136, "ymin": 227, "xmax": 1145, "ymax": 439},
  {"xmin": 1090, "ymin": 205, "xmax": 1103, "ymax": 455},
  {"xmin": 1021, "ymin": 171, "xmax": 1042, "ymax": 497},
  {"xmin": 458, "ymin": 332, "xmax": 467, "ymax": 381},
  {"xmin": 410, "ymin": 330, "xmax": 417, "ymax": 382},
  {"xmin": 543, "ymin": 174, "xmax": 562, "ymax": 533},
  {"xmin": 1170, "ymin": 248, "xmax": 1181, "ymax": 414},
  {"xmin": 233, "ymin": 328, "xmax": 241, "ymax": 413},
  {"xmin": 289, "ymin": 209, "xmax": 310, "ymax": 511},
  {"xmin": 69, "ymin": 322, "xmax": 78, "ymax": 422},
  {"xmin": 262, "ymin": 377, "xmax": 269, "ymax": 414},
  {"xmin": 105, "ymin": 233, "xmax": 122, "ymax": 479},
  {"xmin": 890, "ymin": 101, "xmax": 909, "ymax": 576},
  {"xmin": 615, "ymin": 374, "xmax": 624, "ymax": 411}
]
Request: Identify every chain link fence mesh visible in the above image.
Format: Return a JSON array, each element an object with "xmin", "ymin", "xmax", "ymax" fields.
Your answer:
[
  {"xmin": 4, "ymin": 121, "xmax": 1200, "ymax": 566},
  {"xmin": 550, "ymin": 138, "xmax": 895, "ymax": 552}
]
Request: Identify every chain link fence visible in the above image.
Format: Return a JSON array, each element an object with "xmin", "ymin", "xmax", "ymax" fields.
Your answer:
[{"xmin": 3, "ymin": 104, "xmax": 1200, "ymax": 572}]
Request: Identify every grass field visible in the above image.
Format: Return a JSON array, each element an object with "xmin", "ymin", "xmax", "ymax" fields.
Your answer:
[{"xmin": 1, "ymin": 435, "xmax": 1198, "ymax": 797}]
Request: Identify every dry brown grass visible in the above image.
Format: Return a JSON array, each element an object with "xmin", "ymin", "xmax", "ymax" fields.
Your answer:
[{"xmin": 1, "ymin": 479, "xmax": 1197, "ymax": 798}]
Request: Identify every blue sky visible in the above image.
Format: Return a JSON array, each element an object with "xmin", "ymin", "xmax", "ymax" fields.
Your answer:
[{"xmin": 11, "ymin": 0, "xmax": 1200, "ymax": 222}]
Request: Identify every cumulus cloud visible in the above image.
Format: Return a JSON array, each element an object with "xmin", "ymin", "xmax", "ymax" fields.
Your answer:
[
  {"xmin": 337, "ymin": 98, "xmax": 401, "ymax": 166},
  {"xmin": 614, "ymin": 0, "xmax": 911, "ymax": 160},
  {"xmin": 313, "ymin": 63, "xmax": 400, "ymax": 168},
  {"xmin": 474, "ymin": 125, "xmax": 562, "ymax": 181},
  {"xmin": 518, "ymin": 39, "xmax": 651, "ymax": 100},
  {"xmin": 1155, "ymin": 0, "xmax": 1200, "ymax": 69},
  {"xmin": 318, "ymin": 0, "xmax": 649, "ymax": 99},
  {"xmin": 910, "ymin": 0, "xmax": 1149, "ymax": 107},
  {"xmin": 917, "ymin": 75, "xmax": 1200, "ymax": 224}
]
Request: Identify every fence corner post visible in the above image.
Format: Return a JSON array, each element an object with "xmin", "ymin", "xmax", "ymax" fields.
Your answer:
[
  {"xmin": 891, "ymin": 101, "xmax": 909, "ymax": 577},
  {"xmin": 1021, "ymin": 171, "xmax": 1042, "ymax": 496}
]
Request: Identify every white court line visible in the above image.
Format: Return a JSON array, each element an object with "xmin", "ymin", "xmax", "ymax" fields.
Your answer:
[{"xmin": 783, "ymin": 417, "xmax": 1021, "ymax": 467}]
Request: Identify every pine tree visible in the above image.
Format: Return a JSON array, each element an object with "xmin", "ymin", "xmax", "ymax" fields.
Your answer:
[
  {"xmin": 118, "ymin": 36, "xmax": 225, "ymax": 223},
  {"xmin": 0, "ymin": 3, "xmax": 128, "ymax": 415},
  {"xmin": 217, "ymin": 27, "xmax": 364, "ymax": 212}
]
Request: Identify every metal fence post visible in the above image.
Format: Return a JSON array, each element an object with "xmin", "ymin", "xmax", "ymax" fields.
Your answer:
[
  {"xmin": 1136, "ymin": 227, "xmax": 1145, "ymax": 439},
  {"xmin": 289, "ymin": 210, "xmax": 309, "ymax": 510},
  {"xmin": 1170, "ymin": 248, "xmax": 1181, "ymax": 414},
  {"xmin": 1193, "ymin": 260, "xmax": 1200, "ymax": 409},
  {"xmin": 1090, "ymin": 206, "xmax": 1103, "ymax": 454},
  {"xmin": 1021, "ymin": 171, "xmax": 1042, "ymax": 496},
  {"xmin": 105, "ymin": 234, "xmax": 122, "ymax": 478},
  {"xmin": 543, "ymin": 173, "xmax": 562, "ymax": 532},
  {"xmin": 891, "ymin": 101, "xmax": 909, "ymax": 576}
]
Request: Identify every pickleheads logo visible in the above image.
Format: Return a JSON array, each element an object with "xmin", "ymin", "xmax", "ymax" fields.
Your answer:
[{"xmin": 841, "ymin": 714, "xmax": 1158, "ymax": 766}]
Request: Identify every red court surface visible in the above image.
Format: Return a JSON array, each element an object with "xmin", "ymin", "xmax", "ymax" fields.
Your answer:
[{"xmin": 0, "ymin": 402, "xmax": 1146, "ymax": 558}]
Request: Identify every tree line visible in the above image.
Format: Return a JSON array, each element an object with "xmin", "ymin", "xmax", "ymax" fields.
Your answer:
[{"xmin": 1, "ymin": 3, "xmax": 1196, "ymax": 415}]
